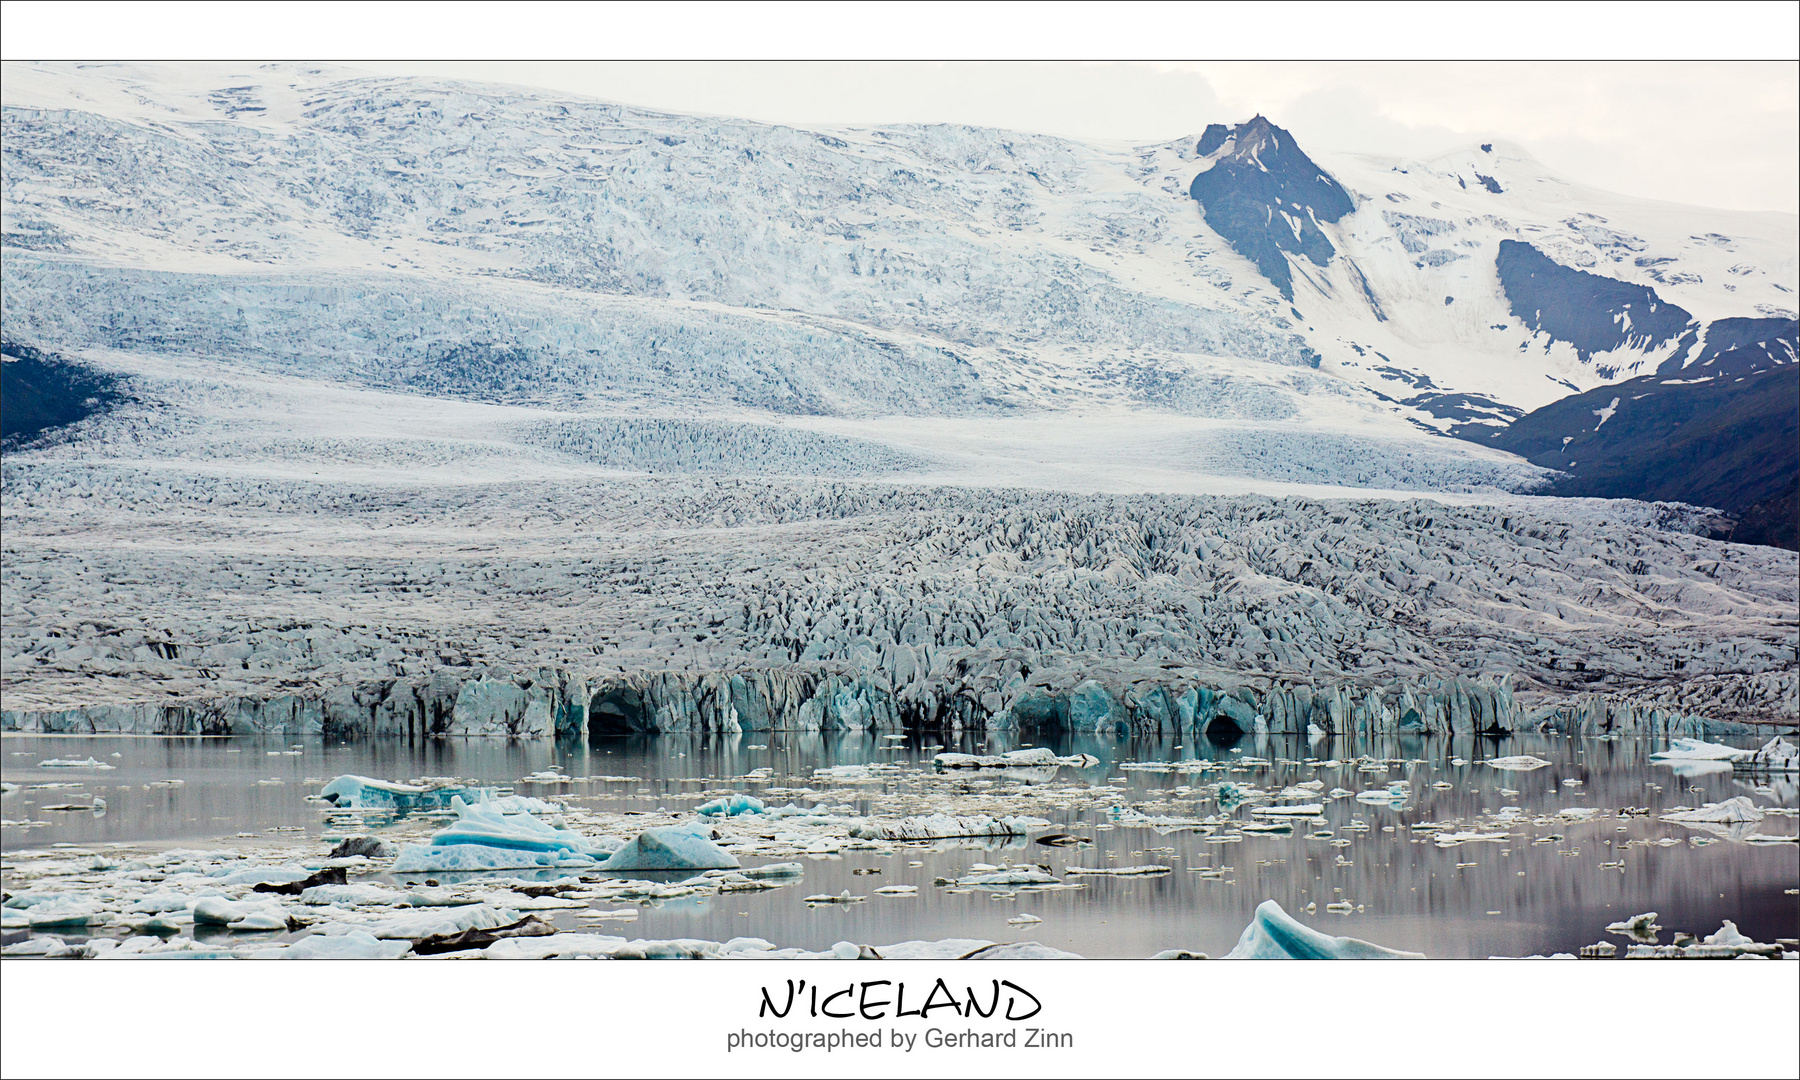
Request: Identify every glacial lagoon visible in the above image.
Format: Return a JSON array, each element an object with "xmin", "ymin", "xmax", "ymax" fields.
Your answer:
[{"xmin": 4, "ymin": 729, "xmax": 1794, "ymax": 959}]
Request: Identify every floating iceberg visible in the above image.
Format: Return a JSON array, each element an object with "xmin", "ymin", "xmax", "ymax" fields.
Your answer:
[
  {"xmin": 1650, "ymin": 739, "xmax": 1751, "ymax": 763},
  {"xmin": 393, "ymin": 844, "xmax": 596, "ymax": 873},
  {"xmin": 36, "ymin": 757, "xmax": 115, "ymax": 770},
  {"xmin": 1605, "ymin": 912, "xmax": 1660, "ymax": 943},
  {"xmin": 934, "ymin": 749, "xmax": 1100, "ymax": 769},
  {"xmin": 316, "ymin": 903, "xmax": 523, "ymax": 941},
  {"xmin": 1064, "ymin": 865, "xmax": 1171, "ymax": 876},
  {"xmin": 600, "ymin": 824, "xmax": 739, "ymax": 872},
  {"xmin": 318, "ymin": 775, "xmax": 488, "ymax": 811},
  {"xmin": 1661, "ymin": 797, "xmax": 1765, "ymax": 823},
  {"xmin": 1251, "ymin": 804, "xmax": 1324, "ymax": 817},
  {"xmin": 1484, "ymin": 756, "xmax": 1552, "ymax": 771},
  {"xmin": 1743, "ymin": 736, "xmax": 1799, "ymax": 772},
  {"xmin": 300, "ymin": 883, "xmax": 405, "ymax": 906},
  {"xmin": 1224, "ymin": 900, "xmax": 1423, "ymax": 959},
  {"xmin": 696, "ymin": 793, "xmax": 766, "ymax": 817},
  {"xmin": 429, "ymin": 796, "xmax": 604, "ymax": 856},
  {"xmin": 848, "ymin": 814, "xmax": 1049, "ymax": 841},
  {"xmin": 204, "ymin": 864, "xmax": 316, "ymax": 886},
  {"xmin": 948, "ymin": 867, "xmax": 1062, "ymax": 887},
  {"xmin": 247, "ymin": 930, "xmax": 413, "ymax": 960},
  {"xmin": 192, "ymin": 896, "xmax": 290, "ymax": 930}
]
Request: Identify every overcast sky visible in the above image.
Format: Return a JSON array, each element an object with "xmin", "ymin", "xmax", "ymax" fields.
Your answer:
[
  {"xmin": 364, "ymin": 61, "xmax": 1797, "ymax": 215},
  {"xmin": 5, "ymin": 3, "xmax": 1796, "ymax": 215}
]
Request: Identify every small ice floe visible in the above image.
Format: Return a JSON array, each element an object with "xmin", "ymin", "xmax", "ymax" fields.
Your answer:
[
  {"xmin": 933, "ymin": 749, "xmax": 1099, "ymax": 769},
  {"xmin": 1623, "ymin": 921, "xmax": 1785, "ymax": 959},
  {"xmin": 1484, "ymin": 756, "xmax": 1552, "ymax": 771},
  {"xmin": 803, "ymin": 890, "xmax": 866, "ymax": 905},
  {"xmin": 519, "ymin": 770, "xmax": 575, "ymax": 784},
  {"xmin": 36, "ymin": 758, "xmax": 115, "ymax": 770},
  {"xmin": 1108, "ymin": 807, "xmax": 1209, "ymax": 831},
  {"xmin": 1238, "ymin": 821, "xmax": 1293, "ymax": 833},
  {"xmin": 739, "ymin": 862, "xmax": 805, "ymax": 880},
  {"xmin": 944, "ymin": 867, "xmax": 1062, "ymax": 888},
  {"xmin": 1, "ymin": 897, "xmax": 105, "ymax": 929},
  {"xmin": 1743, "ymin": 832, "xmax": 1798, "ymax": 843},
  {"xmin": 1224, "ymin": 900, "xmax": 1423, "ymax": 959},
  {"xmin": 1251, "ymin": 804, "xmax": 1324, "ymax": 817},
  {"xmin": 1661, "ymin": 796, "xmax": 1764, "ymax": 824},
  {"xmin": 1007, "ymin": 913, "xmax": 1044, "ymax": 926},
  {"xmin": 300, "ymin": 883, "xmax": 405, "ymax": 907},
  {"xmin": 192, "ymin": 897, "xmax": 293, "ymax": 931},
  {"xmin": 695, "ymin": 793, "xmax": 765, "ymax": 817},
  {"xmin": 1605, "ymin": 912, "xmax": 1660, "ymax": 943},
  {"xmin": 205, "ymin": 864, "xmax": 317, "ymax": 887},
  {"xmin": 247, "ymin": 930, "xmax": 413, "ymax": 960},
  {"xmin": 874, "ymin": 885, "xmax": 918, "ymax": 896},
  {"xmin": 1063, "ymin": 864, "xmax": 1172, "ymax": 876},
  {"xmin": 812, "ymin": 764, "xmax": 904, "ymax": 782},
  {"xmin": 1434, "ymin": 832, "xmax": 1511, "ymax": 847},
  {"xmin": 1651, "ymin": 738, "xmax": 1751, "ymax": 763},
  {"xmin": 317, "ymin": 775, "xmax": 486, "ymax": 811},
  {"xmin": 848, "ymin": 814, "xmax": 1048, "ymax": 841},
  {"xmin": 1, "ymin": 936, "xmax": 86, "ymax": 958},
  {"xmin": 601, "ymin": 824, "xmax": 739, "ymax": 871},
  {"xmin": 315, "ymin": 902, "xmax": 523, "ymax": 941},
  {"xmin": 1742, "ymin": 736, "xmax": 1799, "ymax": 772}
]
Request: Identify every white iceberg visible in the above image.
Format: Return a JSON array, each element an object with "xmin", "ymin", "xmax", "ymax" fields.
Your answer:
[
  {"xmin": 1224, "ymin": 900, "xmax": 1423, "ymax": 959},
  {"xmin": 1064, "ymin": 864, "xmax": 1172, "ymax": 876},
  {"xmin": 316, "ymin": 903, "xmax": 522, "ymax": 940},
  {"xmin": 36, "ymin": 757, "xmax": 115, "ymax": 769},
  {"xmin": 1651, "ymin": 739, "xmax": 1751, "ymax": 763},
  {"xmin": 1484, "ymin": 756, "xmax": 1553, "ymax": 771},
  {"xmin": 1251, "ymin": 804, "xmax": 1324, "ymax": 817},
  {"xmin": 600, "ymin": 824, "xmax": 740, "ymax": 872},
  {"xmin": 247, "ymin": 930, "xmax": 413, "ymax": 959},
  {"xmin": 1744, "ymin": 736, "xmax": 1799, "ymax": 772},
  {"xmin": 1661, "ymin": 797, "xmax": 1765, "ymax": 823}
]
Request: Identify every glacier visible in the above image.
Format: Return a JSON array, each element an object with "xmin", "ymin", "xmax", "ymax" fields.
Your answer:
[{"xmin": 0, "ymin": 62, "xmax": 1795, "ymax": 743}]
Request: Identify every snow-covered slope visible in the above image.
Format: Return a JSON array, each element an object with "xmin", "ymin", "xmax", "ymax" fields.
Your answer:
[{"xmin": 4, "ymin": 63, "xmax": 1792, "ymax": 432}]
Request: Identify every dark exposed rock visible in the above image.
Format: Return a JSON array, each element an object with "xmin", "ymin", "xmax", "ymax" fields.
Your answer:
[
  {"xmin": 1475, "ymin": 363, "xmax": 1798, "ymax": 543},
  {"xmin": 326, "ymin": 837, "xmax": 395, "ymax": 860},
  {"xmin": 1188, "ymin": 116, "xmax": 1355, "ymax": 300},
  {"xmin": 253, "ymin": 866, "xmax": 347, "ymax": 895},
  {"xmin": 412, "ymin": 914, "xmax": 557, "ymax": 955},
  {"xmin": 1495, "ymin": 241, "xmax": 1694, "ymax": 363},
  {"xmin": 1, "ymin": 341, "xmax": 128, "ymax": 449}
]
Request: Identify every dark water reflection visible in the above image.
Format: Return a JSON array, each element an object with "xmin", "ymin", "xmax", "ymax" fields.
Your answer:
[{"xmin": 4, "ymin": 730, "xmax": 1796, "ymax": 958}]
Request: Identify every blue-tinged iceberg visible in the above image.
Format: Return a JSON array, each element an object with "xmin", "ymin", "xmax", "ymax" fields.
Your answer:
[
  {"xmin": 599, "ymin": 824, "xmax": 739, "ymax": 872},
  {"xmin": 1224, "ymin": 900, "xmax": 1422, "ymax": 959},
  {"xmin": 390, "ymin": 796, "xmax": 617, "ymax": 872},
  {"xmin": 695, "ymin": 793, "xmax": 766, "ymax": 817},
  {"xmin": 319, "ymin": 775, "xmax": 489, "ymax": 811}
]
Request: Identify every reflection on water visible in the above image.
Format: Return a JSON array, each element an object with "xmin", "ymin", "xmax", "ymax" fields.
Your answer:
[{"xmin": 4, "ymin": 729, "xmax": 1796, "ymax": 958}]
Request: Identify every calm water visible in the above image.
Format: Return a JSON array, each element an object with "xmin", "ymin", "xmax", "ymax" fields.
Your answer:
[{"xmin": 4, "ymin": 730, "xmax": 1796, "ymax": 958}]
